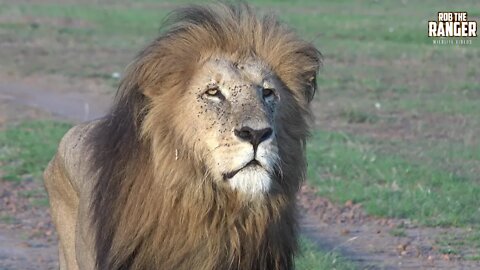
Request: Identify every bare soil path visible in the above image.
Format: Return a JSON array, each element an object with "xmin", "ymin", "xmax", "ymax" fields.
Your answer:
[
  {"xmin": 0, "ymin": 78, "xmax": 479, "ymax": 269},
  {"xmin": 0, "ymin": 227, "xmax": 57, "ymax": 270},
  {"xmin": 0, "ymin": 80, "xmax": 111, "ymax": 123}
]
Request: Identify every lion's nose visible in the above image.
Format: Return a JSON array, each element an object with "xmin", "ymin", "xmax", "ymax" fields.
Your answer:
[{"xmin": 234, "ymin": 126, "xmax": 273, "ymax": 149}]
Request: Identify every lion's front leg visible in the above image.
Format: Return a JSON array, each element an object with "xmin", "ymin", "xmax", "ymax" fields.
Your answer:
[
  {"xmin": 44, "ymin": 155, "xmax": 80, "ymax": 270},
  {"xmin": 75, "ymin": 194, "xmax": 96, "ymax": 270}
]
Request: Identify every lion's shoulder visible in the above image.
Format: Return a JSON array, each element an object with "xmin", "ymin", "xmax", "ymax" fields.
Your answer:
[{"xmin": 56, "ymin": 119, "xmax": 103, "ymax": 193}]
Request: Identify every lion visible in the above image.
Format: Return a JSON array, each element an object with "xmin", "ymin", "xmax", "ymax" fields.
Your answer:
[{"xmin": 43, "ymin": 2, "xmax": 321, "ymax": 270}]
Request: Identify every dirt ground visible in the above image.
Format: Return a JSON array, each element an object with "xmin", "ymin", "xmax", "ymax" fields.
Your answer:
[{"xmin": 1, "ymin": 77, "xmax": 479, "ymax": 270}]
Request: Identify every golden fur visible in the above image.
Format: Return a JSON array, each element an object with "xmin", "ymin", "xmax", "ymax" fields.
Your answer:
[{"xmin": 44, "ymin": 2, "xmax": 321, "ymax": 270}]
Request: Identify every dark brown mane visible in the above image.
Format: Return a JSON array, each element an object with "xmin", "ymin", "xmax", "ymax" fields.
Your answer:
[{"xmin": 89, "ymin": 2, "xmax": 321, "ymax": 269}]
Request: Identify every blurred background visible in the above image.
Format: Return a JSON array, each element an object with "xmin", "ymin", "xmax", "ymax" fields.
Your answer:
[{"xmin": 0, "ymin": 0, "xmax": 478, "ymax": 269}]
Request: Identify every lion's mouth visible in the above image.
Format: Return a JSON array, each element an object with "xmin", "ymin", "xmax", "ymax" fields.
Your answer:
[{"xmin": 223, "ymin": 159, "xmax": 262, "ymax": 180}]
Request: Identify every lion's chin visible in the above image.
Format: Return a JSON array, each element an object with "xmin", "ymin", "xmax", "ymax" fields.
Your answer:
[{"xmin": 227, "ymin": 166, "xmax": 272, "ymax": 197}]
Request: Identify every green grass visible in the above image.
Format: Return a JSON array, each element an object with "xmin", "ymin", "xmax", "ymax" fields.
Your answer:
[
  {"xmin": 435, "ymin": 230, "xmax": 480, "ymax": 259},
  {"xmin": 297, "ymin": 238, "xmax": 356, "ymax": 270},
  {"xmin": 0, "ymin": 1, "xmax": 478, "ymax": 80},
  {"xmin": 389, "ymin": 228, "xmax": 407, "ymax": 238},
  {"xmin": 0, "ymin": 121, "xmax": 72, "ymax": 181},
  {"xmin": 0, "ymin": 214, "xmax": 16, "ymax": 225},
  {"xmin": 307, "ymin": 131, "xmax": 480, "ymax": 227},
  {"xmin": 30, "ymin": 197, "xmax": 50, "ymax": 207}
]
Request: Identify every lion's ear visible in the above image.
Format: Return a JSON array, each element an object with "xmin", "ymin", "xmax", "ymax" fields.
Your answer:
[
  {"xmin": 129, "ymin": 46, "xmax": 195, "ymax": 99},
  {"xmin": 136, "ymin": 58, "xmax": 166, "ymax": 99},
  {"xmin": 126, "ymin": 59, "xmax": 171, "ymax": 99},
  {"xmin": 119, "ymin": 57, "xmax": 162, "ymax": 99},
  {"xmin": 306, "ymin": 74, "xmax": 317, "ymax": 103},
  {"xmin": 296, "ymin": 48, "xmax": 321, "ymax": 104}
]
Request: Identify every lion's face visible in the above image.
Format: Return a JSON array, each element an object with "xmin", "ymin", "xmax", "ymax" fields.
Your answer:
[{"xmin": 175, "ymin": 57, "xmax": 284, "ymax": 197}]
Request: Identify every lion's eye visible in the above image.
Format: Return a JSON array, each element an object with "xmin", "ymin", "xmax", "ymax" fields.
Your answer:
[
  {"xmin": 206, "ymin": 88, "xmax": 220, "ymax": 96},
  {"xmin": 262, "ymin": 88, "xmax": 275, "ymax": 99},
  {"xmin": 204, "ymin": 86, "xmax": 225, "ymax": 100}
]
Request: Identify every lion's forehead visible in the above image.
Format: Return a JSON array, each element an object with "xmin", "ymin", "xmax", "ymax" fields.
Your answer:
[{"xmin": 202, "ymin": 58, "xmax": 270, "ymax": 88}]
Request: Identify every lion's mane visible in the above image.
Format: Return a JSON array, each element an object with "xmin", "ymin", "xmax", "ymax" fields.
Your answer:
[{"xmin": 89, "ymin": 3, "xmax": 321, "ymax": 270}]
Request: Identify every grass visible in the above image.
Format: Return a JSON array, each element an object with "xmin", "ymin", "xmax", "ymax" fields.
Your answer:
[
  {"xmin": 0, "ymin": 121, "xmax": 72, "ymax": 181},
  {"xmin": 0, "ymin": 1, "xmax": 479, "ymax": 82},
  {"xmin": 435, "ymin": 230, "xmax": 480, "ymax": 260},
  {"xmin": 0, "ymin": 214, "xmax": 16, "ymax": 225},
  {"xmin": 297, "ymin": 238, "xmax": 356, "ymax": 270},
  {"xmin": 339, "ymin": 109, "xmax": 379, "ymax": 124},
  {"xmin": 389, "ymin": 228, "xmax": 407, "ymax": 238},
  {"xmin": 307, "ymin": 131, "xmax": 480, "ymax": 227},
  {"xmin": 30, "ymin": 198, "xmax": 50, "ymax": 207}
]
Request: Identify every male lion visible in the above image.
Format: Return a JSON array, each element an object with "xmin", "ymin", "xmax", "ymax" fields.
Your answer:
[{"xmin": 44, "ymin": 2, "xmax": 321, "ymax": 270}]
